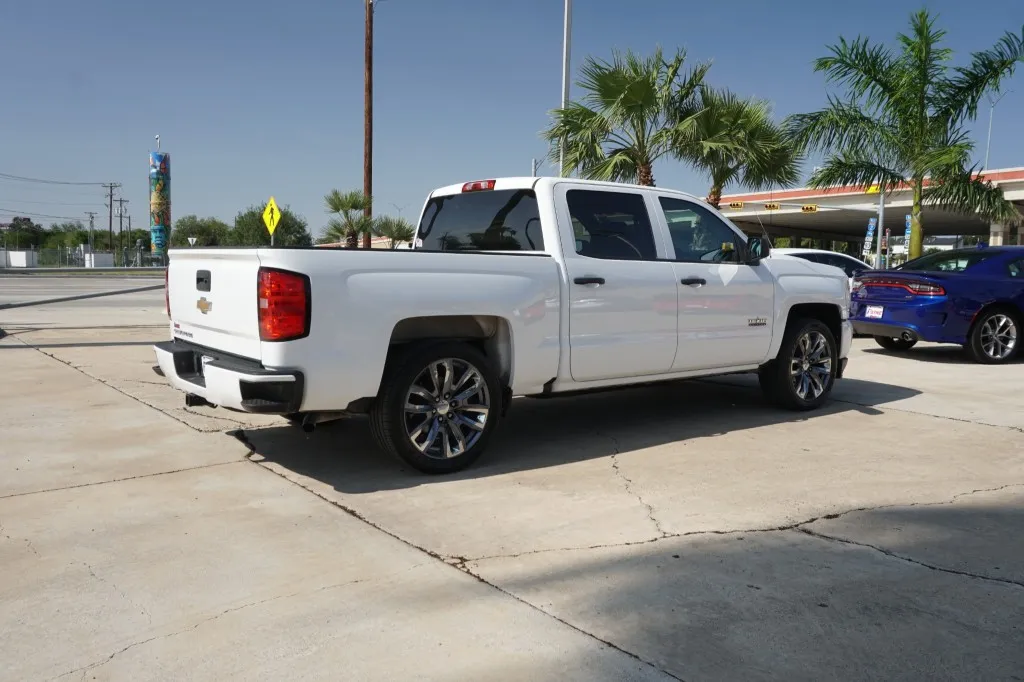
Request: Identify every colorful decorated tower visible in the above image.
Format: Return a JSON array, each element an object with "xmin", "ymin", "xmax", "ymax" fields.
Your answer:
[{"xmin": 149, "ymin": 151, "xmax": 170, "ymax": 258}]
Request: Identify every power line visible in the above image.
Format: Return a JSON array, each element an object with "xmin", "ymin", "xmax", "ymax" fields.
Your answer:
[
  {"xmin": 0, "ymin": 171, "xmax": 107, "ymax": 186},
  {"xmin": 0, "ymin": 207, "xmax": 85, "ymax": 221},
  {"xmin": 0, "ymin": 199, "xmax": 105, "ymax": 207}
]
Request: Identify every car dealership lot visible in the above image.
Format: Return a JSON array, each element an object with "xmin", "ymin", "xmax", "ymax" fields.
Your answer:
[{"xmin": 1, "ymin": 280, "xmax": 1022, "ymax": 681}]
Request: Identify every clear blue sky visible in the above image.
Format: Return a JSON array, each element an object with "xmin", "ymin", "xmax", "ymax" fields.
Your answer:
[{"xmin": 1, "ymin": 0, "xmax": 1022, "ymax": 236}]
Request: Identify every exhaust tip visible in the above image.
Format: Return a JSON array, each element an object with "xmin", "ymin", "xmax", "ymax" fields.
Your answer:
[{"xmin": 901, "ymin": 332, "xmax": 914, "ymax": 342}]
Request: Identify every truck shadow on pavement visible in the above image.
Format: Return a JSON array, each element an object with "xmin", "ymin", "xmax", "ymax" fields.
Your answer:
[
  {"xmin": 245, "ymin": 376, "xmax": 921, "ymax": 494},
  {"xmin": 465, "ymin": 500, "xmax": 1024, "ymax": 680}
]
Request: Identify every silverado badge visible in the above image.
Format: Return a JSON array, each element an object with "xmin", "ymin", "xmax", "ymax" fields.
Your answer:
[
  {"xmin": 196, "ymin": 297, "xmax": 213, "ymax": 315},
  {"xmin": 748, "ymin": 317, "xmax": 767, "ymax": 327}
]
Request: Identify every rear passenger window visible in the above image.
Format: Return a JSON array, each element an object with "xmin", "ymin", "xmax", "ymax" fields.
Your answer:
[
  {"xmin": 566, "ymin": 190, "xmax": 657, "ymax": 261},
  {"xmin": 416, "ymin": 189, "xmax": 544, "ymax": 251}
]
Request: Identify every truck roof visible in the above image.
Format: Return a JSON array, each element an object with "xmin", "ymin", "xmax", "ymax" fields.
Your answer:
[{"xmin": 429, "ymin": 176, "xmax": 710, "ymax": 205}]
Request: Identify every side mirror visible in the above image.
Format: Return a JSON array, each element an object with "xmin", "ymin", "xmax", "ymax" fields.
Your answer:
[{"xmin": 746, "ymin": 236, "xmax": 770, "ymax": 263}]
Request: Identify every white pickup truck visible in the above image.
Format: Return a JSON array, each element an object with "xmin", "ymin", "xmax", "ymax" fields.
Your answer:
[{"xmin": 156, "ymin": 177, "xmax": 852, "ymax": 473}]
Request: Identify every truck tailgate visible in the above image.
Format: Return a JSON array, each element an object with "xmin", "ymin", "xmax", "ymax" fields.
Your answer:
[{"xmin": 167, "ymin": 249, "xmax": 263, "ymax": 360}]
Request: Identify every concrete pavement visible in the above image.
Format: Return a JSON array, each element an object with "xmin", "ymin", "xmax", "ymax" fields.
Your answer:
[{"xmin": 1, "ymin": 282, "xmax": 1022, "ymax": 680}]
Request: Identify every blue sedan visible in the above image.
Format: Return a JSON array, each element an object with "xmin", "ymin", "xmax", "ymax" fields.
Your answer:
[{"xmin": 851, "ymin": 245, "xmax": 1024, "ymax": 364}]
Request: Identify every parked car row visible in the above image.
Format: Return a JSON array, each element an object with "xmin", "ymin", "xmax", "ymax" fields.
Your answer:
[{"xmin": 775, "ymin": 244, "xmax": 1022, "ymax": 365}]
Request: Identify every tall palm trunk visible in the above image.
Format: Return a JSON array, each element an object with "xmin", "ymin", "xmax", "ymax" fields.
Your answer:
[
  {"xmin": 706, "ymin": 184, "xmax": 723, "ymax": 208},
  {"xmin": 346, "ymin": 231, "xmax": 359, "ymax": 249},
  {"xmin": 637, "ymin": 163, "xmax": 656, "ymax": 187},
  {"xmin": 909, "ymin": 180, "xmax": 923, "ymax": 260}
]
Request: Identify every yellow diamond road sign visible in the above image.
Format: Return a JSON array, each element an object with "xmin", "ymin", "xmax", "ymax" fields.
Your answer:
[{"xmin": 262, "ymin": 197, "xmax": 281, "ymax": 235}]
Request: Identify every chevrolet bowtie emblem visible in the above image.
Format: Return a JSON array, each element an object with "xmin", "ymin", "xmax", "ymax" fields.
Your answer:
[{"xmin": 196, "ymin": 297, "xmax": 213, "ymax": 315}]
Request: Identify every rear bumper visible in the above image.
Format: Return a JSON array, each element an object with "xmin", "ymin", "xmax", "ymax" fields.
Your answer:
[
  {"xmin": 153, "ymin": 340, "xmax": 304, "ymax": 413},
  {"xmin": 852, "ymin": 320, "xmax": 920, "ymax": 341},
  {"xmin": 851, "ymin": 297, "xmax": 967, "ymax": 344}
]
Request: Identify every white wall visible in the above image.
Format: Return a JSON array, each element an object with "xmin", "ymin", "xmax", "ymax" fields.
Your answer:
[
  {"xmin": 2, "ymin": 250, "xmax": 38, "ymax": 268},
  {"xmin": 85, "ymin": 253, "xmax": 114, "ymax": 268}
]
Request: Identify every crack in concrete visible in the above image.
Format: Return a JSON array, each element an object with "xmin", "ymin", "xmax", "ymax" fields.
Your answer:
[
  {"xmin": 830, "ymin": 395, "xmax": 1024, "ymax": 434},
  {"xmin": 83, "ymin": 562, "xmax": 153, "ymax": 625},
  {"xmin": 232, "ymin": 428, "xmax": 682, "ymax": 682},
  {"xmin": 0, "ymin": 461, "xmax": 242, "ymax": 500},
  {"xmin": 603, "ymin": 432, "xmax": 669, "ymax": 539},
  {"xmin": 1, "ymin": 518, "xmax": 42, "ymax": 557},
  {"xmin": 7, "ymin": 334, "xmax": 227, "ymax": 433},
  {"xmin": 466, "ymin": 483, "xmax": 1024, "ymax": 568},
  {"xmin": 51, "ymin": 576, "xmax": 389, "ymax": 681},
  {"xmin": 795, "ymin": 527, "xmax": 1024, "ymax": 589}
]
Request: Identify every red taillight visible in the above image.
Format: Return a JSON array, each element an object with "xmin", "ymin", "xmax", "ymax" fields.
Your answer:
[
  {"xmin": 257, "ymin": 267, "xmax": 310, "ymax": 341},
  {"xmin": 462, "ymin": 179, "xmax": 496, "ymax": 192},
  {"xmin": 858, "ymin": 277, "xmax": 945, "ymax": 296},
  {"xmin": 165, "ymin": 268, "xmax": 170, "ymax": 318}
]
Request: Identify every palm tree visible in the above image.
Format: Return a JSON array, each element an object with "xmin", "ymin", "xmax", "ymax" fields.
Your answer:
[
  {"xmin": 786, "ymin": 10, "xmax": 1024, "ymax": 258},
  {"xmin": 542, "ymin": 47, "xmax": 711, "ymax": 186},
  {"xmin": 676, "ymin": 87, "xmax": 802, "ymax": 207},
  {"xmin": 373, "ymin": 215, "xmax": 416, "ymax": 249},
  {"xmin": 324, "ymin": 189, "xmax": 374, "ymax": 248}
]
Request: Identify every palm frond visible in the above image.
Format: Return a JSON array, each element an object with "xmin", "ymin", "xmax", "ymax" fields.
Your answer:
[
  {"xmin": 923, "ymin": 166, "xmax": 1022, "ymax": 225},
  {"xmin": 325, "ymin": 189, "xmax": 371, "ymax": 215},
  {"xmin": 809, "ymin": 154, "xmax": 906, "ymax": 190},
  {"xmin": 373, "ymin": 215, "xmax": 416, "ymax": 248},
  {"xmin": 939, "ymin": 27, "xmax": 1024, "ymax": 123},
  {"xmin": 815, "ymin": 35, "xmax": 899, "ymax": 112},
  {"xmin": 784, "ymin": 97, "xmax": 898, "ymax": 156}
]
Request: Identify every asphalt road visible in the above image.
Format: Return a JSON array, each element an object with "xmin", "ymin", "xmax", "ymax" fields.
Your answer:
[
  {"xmin": 0, "ymin": 275, "xmax": 164, "ymax": 308},
  {"xmin": 1, "ymin": 290, "xmax": 1022, "ymax": 681}
]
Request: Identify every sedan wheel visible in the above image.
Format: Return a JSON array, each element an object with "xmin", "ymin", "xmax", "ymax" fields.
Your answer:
[{"xmin": 969, "ymin": 310, "xmax": 1019, "ymax": 364}]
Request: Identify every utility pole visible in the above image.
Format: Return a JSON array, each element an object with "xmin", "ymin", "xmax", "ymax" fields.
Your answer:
[
  {"xmin": 363, "ymin": 0, "xmax": 374, "ymax": 249},
  {"xmin": 102, "ymin": 182, "xmax": 121, "ymax": 252},
  {"xmin": 531, "ymin": 158, "xmax": 539, "ymax": 176},
  {"xmin": 115, "ymin": 198, "xmax": 129, "ymax": 261},
  {"xmin": 85, "ymin": 211, "xmax": 97, "ymax": 251}
]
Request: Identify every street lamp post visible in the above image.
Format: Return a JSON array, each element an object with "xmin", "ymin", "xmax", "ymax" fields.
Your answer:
[
  {"xmin": 559, "ymin": 0, "xmax": 572, "ymax": 177},
  {"xmin": 983, "ymin": 90, "xmax": 1011, "ymax": 172}
]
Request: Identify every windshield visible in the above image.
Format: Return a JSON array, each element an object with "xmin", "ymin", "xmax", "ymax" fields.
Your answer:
[
  {"xmin": 898, "ymin": 249, "xmax": 997, "ymax": 273},
  {"xmin": 416, "ymin": 189, "xmax": 544, "ymax": 252}
]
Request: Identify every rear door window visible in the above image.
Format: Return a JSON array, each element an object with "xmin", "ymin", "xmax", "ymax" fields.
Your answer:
[
  {"xmin": 566, "ymin": 190, "xmax": 657, "ymax": 261},
  {"xmin": 416, "ymin": 189, "xmax": 544, "ymax": 251}
]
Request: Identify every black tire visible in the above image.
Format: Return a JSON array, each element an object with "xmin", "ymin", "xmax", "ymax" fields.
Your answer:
[
  {"xmin": 874, "ymin": 335, "xmax": 917, "ymax": 352},
  {"xmin": 758, "ymin": 318, "xmax": 838, "ymax": 411},
  {"xmin": 369, "ymin": 341, "xmax": 503, "ymax": 474},
  {"xmin": 967, "ymin": 307, "xmax": 1021, "ymax": 364}
]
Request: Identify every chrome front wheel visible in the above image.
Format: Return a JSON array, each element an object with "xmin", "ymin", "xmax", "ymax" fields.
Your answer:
[
  {"xmin": 790, "ymin": 330, "xmax": 833, "ymax": 401},
  {"xmin": 760, "ymin": 318, "xmax": 837, "ymax": 411}
]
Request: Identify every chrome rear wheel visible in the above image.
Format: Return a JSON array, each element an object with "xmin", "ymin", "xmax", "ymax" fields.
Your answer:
[{"xmin": 404, "ymin": 358, "xmax": 491, "ymax": 460}]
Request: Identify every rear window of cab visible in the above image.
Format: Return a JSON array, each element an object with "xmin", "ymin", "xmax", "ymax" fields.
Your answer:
[{"xmin": 416, "ymin": 189, "xmax": 544, "ymax": 252}]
